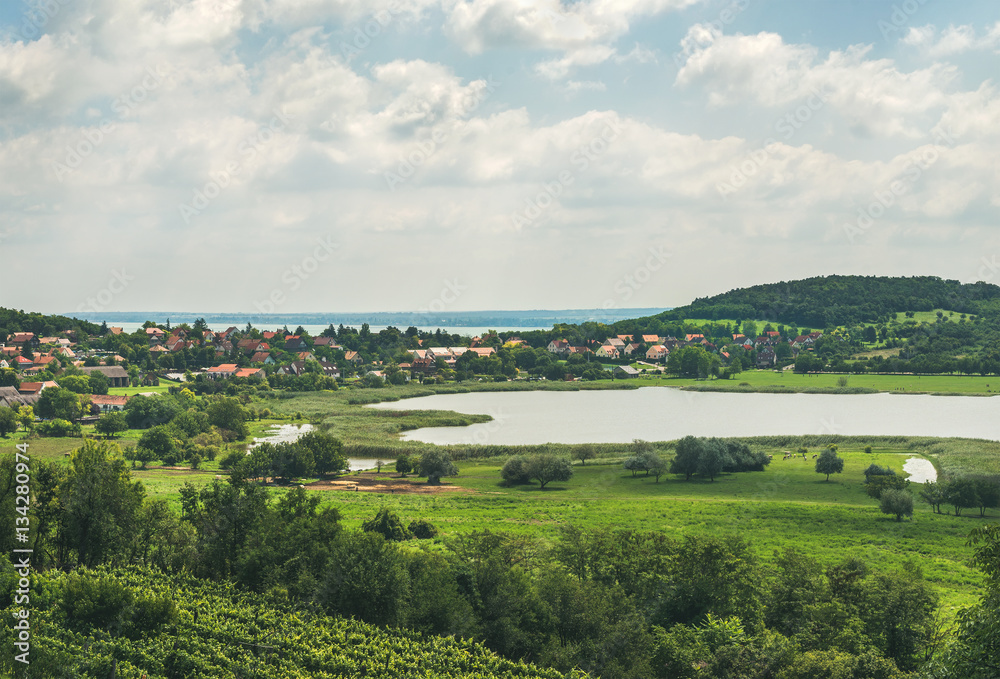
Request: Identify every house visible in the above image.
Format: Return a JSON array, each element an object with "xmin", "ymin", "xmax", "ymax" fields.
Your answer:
[
  {"xmin": 685, "ymin": 334, "xmax": 704, "ymax": 343},
  {"xmin": 1, "ymin": 347, "xmax": 21, "ymax": 357},
  {"xmin": 426, "ymin": 347, "xmax": 454, "ymax": 360},
  {"xmin": 547, "ymin": 339, "xmax": 570, "ymax": 355},
  {"xmin": 221, "ymin": 327, "xmax": 239, "ymax": 339},
  {"xmin": 261, "ymin": 331, "xmax": 279, "ymax": 340},
  {"xmin": 250, "ymin": 352, "xmax": 275, "ymax": 365},
  {"xmin": 80, "ymin": 365, "xmax": 130, "ymax": 388},
  {"xmin": 109, "ymin": 327, "xmax": 124, "ymax": 335},
  {"xmin": 8, "ymin": 332, "xmax": 39, "ymax": 348},
  {"xmin": 149, "ymin": 345, "xmax": 170, "ymax": 355},
  {"xmin": 733, "ymin": 334, "xmax": 747, "ymax": 343},
  {"xmin": 344, "ymin": 351, "xmax": 364, "ymax": 365},
  {"xmin": 756, "ymin": 347, "xmax": 777, "ymax": 368},
  {"xmin": 567, "ymin": 346, "xmax": 591, "ymax": 356},
  {"xmin": 0, "ymin": 386, "xmax": 40, "ymax": 409},
  {"xmin": 316, "ymin": 360, "xmax": 340, "ymax": 377},
  {"xmin": 410, "ymin": 357, "xmax": 436, "ymax": 373},
  {"xmin": 14, "ymin": 356, "xmax": 33, "ymax": 370},
  {"xmin": 234, "ymin": 367, "xmax": 264, "ymax": 380},
  {"xmin": 641, "ymin": 335, "xmax": 660, "ymax": 344},
  {"xmin": 296, "ymin": 351, "xmax": 316, "ymax": 362},
  {"xmin": 605, "ymin": 338, "xmax": 626, "ymax": 348},
  {"xmin": 646, "ymin": 345, "xmax": 668, "ymax": 360},
  {"xmin": 17, "ymin": 382, "xmax": 44, "ymax": 395},
  {"xmin": 55, "ymin": 347, "xmax": 75, "ymax": 358},
  {"xmin": 614, "ymin": 365, "xmax": 640, "ymax": 378},
  {"xmin": 466, "ymin": 347, "xmax": 496, "ymax": 358},
  {"xmin": 0, "ymin": 360, "xmax": 7, "ymax": 369},
  {"xmin": 616, "ymin": 334, "xmax": 634, "ymax": 343},
  {"xmin": 284, "ymin": 336, "xmax": 307, "ymax": 352},
  {"xmin": 91, "ymin": 394, "xmax": 129, "ymax": 413},
  {"xmin": 764, "ymin": 331, "xmax": 781, "ymax": 339},
  {"xmin": 623, "ymin": 343, "xmax": 642, "ymax": 356},
  {"xmin": 595, "ymin": 345, "xmax": 619, "ymax": 359},
  {"xmin": 145, "ymin": 327, "xmax": 165, "ymax": 339},
  {"xmin": 312, "ymin": 337, "xmax": 341, "ymax": 349},
  {"xmin": 206, "ymin": 364, "xmax": 238, "ymax": 380}
]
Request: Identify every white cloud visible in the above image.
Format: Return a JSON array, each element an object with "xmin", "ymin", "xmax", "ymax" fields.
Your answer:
[
  {"xmin": 675, "ymin": 25, "xmax": 959, "ymax": 138},
  {"xmin": 902, "ymin": 22, "xmax": 1000, "ymax": 57}
]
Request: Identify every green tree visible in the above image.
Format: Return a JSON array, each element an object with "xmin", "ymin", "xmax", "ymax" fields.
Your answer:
[
  {"xmin": 918, "ymin": 481, "xmax": 947, "ymax": 514},
  {"xmin": 207, "ymin": 398, "xmax": 249, "ymax": 439},
  {"xmin": 0, "ymin": 407, "xmax": 17, "ymax": 437},
  {"xmin": 417, "ymin": 449, "xmax": 458, "ymax": 485},
  {"xmin": 500, "ymin": 455, "xmax": 531, "ymax": 485},
  {"xmin": 697, "ymin": 439, "xmax": 731, "ymax": 482},
  {"xmin": 58, "ymin": 374, "xmax": 92, "ymax": 394},
  {"xmin": 670, "ymin": 435, "xmax": 703, "ymax": 481},
  {"xmin": 56, "ymin": 440, "xmax": 145, "ymax": 568},
  {"xmin": 0, "ymin": 367, "xmax": 19, "ymax": 388},
  {"xmin": 972, "ymin": 477, "xmax": 1000, "ymax": 518},
  {"xmin": 815, "ymin": 447, "xmax": 845, "ymax": 481},
  {"xmin": 36, "ymin": 387, "xmax": 84, "ymax": 421},
  {"xmin": 395, "ymin": 453, "xmax": 412, "ymax": 477},
  {"xmin": 574, "ymin": 444, "xmax": 597, "ymax": 466},
  {"xmin": 88, "ymin": 371, "xmax": 110, "ymax": 395},
  {"xmin": 94, "ymin": 411, "xmax": 129, "ymax": 438},
  {"xmin": 298, "ymin": 430, "xmax": 346, "ymax": 476},
  {"xmin": 945, "ymin": 478, "xmax": 980, "ymax": 516},
  {"xmin": 526, "ymin": 453, "xmax": 573, "ymax": 489},
  {"xmin": 880, "ymin": 489, "xmax": 914, "ymax": 522},
  {"xmin": 136, "ymin": 426, "xmax": 177, "ymax": 465},
  {"xmin": 16, "ymin": 405, "xmax": 34, "ymax": 432},
  {"xmin": 318, "ymin": 530, "xmax": 411, "ymax": 627},
  {"xmin": 124, "ymin": 394, "xmax": 180, "ymax": 429}
]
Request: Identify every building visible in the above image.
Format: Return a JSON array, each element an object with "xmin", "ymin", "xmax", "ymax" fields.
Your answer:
[
  {"xmin": 206, "ymin": 364, "xmax": 238, "ymax": 380},
  {"xmin": 614, "ymin": 365, "xmax": 640, "ymax": 378},
  {"xmin": 91, "ymin": 394, "xmax": 129, "ymax": 413},
  {"xmin": 80, "ymin": 366, "xmax": 130, "ymax": 388}
]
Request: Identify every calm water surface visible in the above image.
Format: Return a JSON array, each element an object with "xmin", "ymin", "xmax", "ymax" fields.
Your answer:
[
  {"xmin": 369, "ymin": 388, "xmax": 1000, "ymax": 445},
  {"xmin": 251, "ymin": 423, "xmax": 381, "ymax": 470}
]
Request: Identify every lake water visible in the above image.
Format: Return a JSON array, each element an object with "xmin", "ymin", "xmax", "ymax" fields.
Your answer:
[
  {"xmin": 250, "ymin": 423, "xmax": 381, "ymax": 470},
  {"xmin": 902, "ymin": 457, "xmax": 938, "ymax": 483},
  {"xmin": 369, "ymin": 388, "xmax": 1000, "ymax": 445}
]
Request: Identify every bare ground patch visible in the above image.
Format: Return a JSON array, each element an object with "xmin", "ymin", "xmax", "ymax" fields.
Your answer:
[{"xmin": 305, "ymin": 473, "xmax": 472, "ymax": 495}]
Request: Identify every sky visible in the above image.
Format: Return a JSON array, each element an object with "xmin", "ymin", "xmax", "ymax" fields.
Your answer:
[{"xmin": 1, "ymin": 0, "xmax": 999, "ymax": 316}]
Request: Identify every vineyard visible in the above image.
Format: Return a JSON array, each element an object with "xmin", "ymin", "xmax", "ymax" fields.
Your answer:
[{"xmin": 2, "ymin": 566, "xmax": 585, "ymax": 679}]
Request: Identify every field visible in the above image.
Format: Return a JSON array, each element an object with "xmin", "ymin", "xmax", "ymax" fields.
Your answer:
[{"xmin": 662, "ymin": 369, "xmax": 1000, "ymax": 394}]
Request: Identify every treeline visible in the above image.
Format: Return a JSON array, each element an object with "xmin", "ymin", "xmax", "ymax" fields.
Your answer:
[
  {"xmin": 0, "ymin": 307, "xmax": 100, "ymax": 343},
  {"xmin": 657, "ymin": 275, "xmax": 1000, "ymax": 326}
]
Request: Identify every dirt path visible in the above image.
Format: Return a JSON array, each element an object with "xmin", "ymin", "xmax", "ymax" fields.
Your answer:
[{"xmin": 305, "ymin": 473, "xmax": 472, "ymax": 495}]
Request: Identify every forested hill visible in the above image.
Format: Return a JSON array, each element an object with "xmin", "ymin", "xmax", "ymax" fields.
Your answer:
[{"xmin": 657, "ymin": 275, "xmax": 1000, "ymax": 327}]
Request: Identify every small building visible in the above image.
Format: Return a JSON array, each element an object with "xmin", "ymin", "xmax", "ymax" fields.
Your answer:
[
  {"xmin": 206, "ymin": 364, "xmax": 238, "ymax": 380},
  {"xmin": 614, "ymin": 365, "xmax": 641, "ymax": 378},
  {"xmin": 646, "ymin": 345, "xmax": 668, "ymax": 361},
  {"xmin": 80, "ymin": 365, "xmax": 130, "ymax": 388},
  {"xmin": 91, "ymin": 394, "xmax": 129, "ymax": 413}
]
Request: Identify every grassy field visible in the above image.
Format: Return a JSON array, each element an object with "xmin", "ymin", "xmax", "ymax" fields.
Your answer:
[
  {"xmin": 309, "ymin": 447, "xmax": 986, "ymax": 615},
  {"xmin": 664, "ymin": 369, "xmax": 1000, "ymax": 394},
  {"xmin": 107, "ymin": 381, "xmax": 178, "ymax": 396}
]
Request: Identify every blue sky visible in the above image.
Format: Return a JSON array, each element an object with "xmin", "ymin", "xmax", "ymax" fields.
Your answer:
[{"xmin": 1, "ymin": 0, "xmax": 999, "ymax": 315}]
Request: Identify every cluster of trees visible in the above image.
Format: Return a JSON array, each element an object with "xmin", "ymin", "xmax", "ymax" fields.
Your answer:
[
  {"xmin": 501, "ymin": 453, "xmax": 573, "ymax": 489},
  {"xmin": 669, "ymin": 436, "xmax": 771, "ymax": 482},
  {"xmin": 918, "ymin": 477, "xmax": 1000, "ymax": 517},
  {"xmin": 226, "ymin": 430, "xmax": 348, "ymax": 483}
]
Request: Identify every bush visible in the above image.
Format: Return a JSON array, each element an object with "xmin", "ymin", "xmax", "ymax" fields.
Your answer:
[
  {"xmin": 880, "ymin": 489, "xmax": 914, "ymax": 522},
  {"xmin": 37, "ymin": 418, "xmax": 82, "ymax": 437},
  {"xmin": 501, "ymin": 455, "xmax": 531, "ymax": 485},
  {"xmin": 866, "ymin": 474, "xmax": 909, "ymax": 500},
  {"xmin": 408, "ymin": 519, "xmax": 438, "ymax": 539},
  {"xmin": 362, "ymin": 507, "xmax": 412, "ymax": 541},
  {"xmin": 219, "ymin": 449, "xmax": 246, "ymax": 470}
]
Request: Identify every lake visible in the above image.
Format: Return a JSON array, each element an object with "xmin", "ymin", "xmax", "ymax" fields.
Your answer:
[{"xmin": 369, "ymin": 388, "xmax": 1000, "ymax": 445}]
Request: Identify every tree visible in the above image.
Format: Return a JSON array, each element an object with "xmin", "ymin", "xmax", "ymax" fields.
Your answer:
[
  {"xmin": 945, "ymin": 478, "xmax": 980, "ymax": 516},
  {"xmin": 136, "ymin": 426, "xmax": 177, "ymax": 465},
  {"xmin": 124, "ymin": 394, "xmax": 180, "ymax": 429},
  {"xmin": 0, "ymin": 368, "xmax": 19, "ymax": 389},
  {"xmin": 362, "ymin": 507, "xmax": 412, "ymax": 541},
  {"xmin": 418, "ymin": 450, "xmax": 458, "ymax": 485},
  {"xmin": 670, "ymin": 436, "xmax": 703, "ymax": 481},
  {"xmin": 16, "ymin": 406, "xmax": 34, "ymax": 432},
  {"xmin": 918, "ymin": 481, "xmax": 947, "ymax": 514},
  {"xmin": 648, "ymin": 454, "xmax": 668, "ymax": 482},
  {"xmin": 526, "ymin": 454, "xmax": 573, "ymax": 489},
  {"xmin": 815, "ymin": 447, "xmax": 845, "ymax": 481},
  {"xmin": 88, "ymin": 371, "xmax": 110, "ymax": 395},
  {"xmin": 57, "ymin": 440, "xmax": 145, "ymax": 568},
  {"xmin": 500, "ymin": 455, "xmax": 531, "ymax": 485},
  {"xmin": 880, "ymin": 489, "xmax": 914, "ymax": 522},
  {"xmin": 865, "ymin": 474, "xmax": 908, "ymax": 499},
  {"xmin": 207, "ymin": 398, "xmax": 249, "ymax": 439},
  {"xmin": 58, "ymin": 374, "xmax": 92, "ymax": 394},
  {"xmin": 0, "ymin": 407, "xmax": 17, "ymax": 437},
  {"xmin": 298, "ymin": 430, "xmax": 346, "ymax": 476},
  {"xmin": 94, "ymin": 411, "xmax": 129, "ymax": 438},
  {"xmin": 697, "ymin": 439, "xmax": 731, "ymax": 482},
  {"xmin": 395, "ymin": 453, "xmax": 412, "ymax": 477},
  {"xmin": 574, "ymin": 444, "xmax": 596, "ymax": 466},
  {"xmin": 37, "ymin": 387, "xmax": 85, "ymax": 421},
  {"xmin": 972, "ymin": 477, "xmax": 1000, "ymax": 517}
]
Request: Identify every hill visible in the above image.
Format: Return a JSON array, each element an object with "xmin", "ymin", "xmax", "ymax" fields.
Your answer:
[{"xmin": 656, "ymin": 275, "xmax": 1000, "ymax": 327}]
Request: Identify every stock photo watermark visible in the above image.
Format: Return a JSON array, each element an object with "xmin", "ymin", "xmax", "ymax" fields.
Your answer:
[
  {"xmin": 383, "ymin": 75, "xmax": 501, "ymax": 191},
  {"xmin": 52, "ymin": 63, "xmax": 173, "ymax": 181},
  {"xmin": 76, "ymin": 269, "xmax": 134, "ymax": 314},
  {"xmin": 253, "ymin": 236, "xmax": 338, "ymax": 314},
  {"xmin": 510, "ymin": 117, "xmax": 624, "ymax": 229},
  {"xmin": 178, "ymin": 108, "xmax": 294, "ymax": 223},
  {"xmin": 877, "ymin": 0, "xmax": 932, "ymax": 40},
  {"xmin": 673, "ymin": 0, "xmax": 752, "ymax": 70},
  {"xmin": 601, "ymin": 246, "xmax": 672, "ymax": 311},
  {"xmin": 15, "ymin": 0, "xmax": 73, "ymax": 41},
  {"xmin": 417, "ymin": 279, "xmax": 467, "ymax": 314},
  {"xmin": 843, "ymin": 127, "xmax": 957, "ymax": 244}
]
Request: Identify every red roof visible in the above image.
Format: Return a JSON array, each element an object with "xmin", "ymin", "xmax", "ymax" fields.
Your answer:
[{"xmin": 91, "ymin": 394, "xmax": 129, "ymax": 407}]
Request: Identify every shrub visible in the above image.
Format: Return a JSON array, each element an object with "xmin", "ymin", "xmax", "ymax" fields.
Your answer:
[
  {"xmin": 362, "ymin": 507, "xmax": 411, "ymax": 541},
  {"xmin": 219, "ymin": 449, "xmax": 246, "ymax": 470},
  {"xmin": 500, "ymin": 455, "xmax": 531, "ymax": 485},
  {"xmin": 880, "ymin": 489, "xmax": 914, "ymax": 522},
  {"xmin": 37, "ymin": 418, "xmax": 82, "ymax": 437},
  {"xmin": 408, "ymin": 519, "xmax": 438, "ymax": 539}
]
